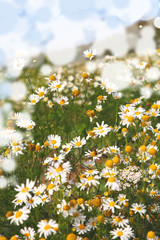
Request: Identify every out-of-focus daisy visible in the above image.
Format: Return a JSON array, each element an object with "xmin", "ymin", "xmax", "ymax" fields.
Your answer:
[
  {"xmin": 35, "ymin": 87, "xmax": 48, "ymax": 99},
  {"xmin": 106, "ymin": 82, "xmax": 118, "ymax": 94},
  {"xmin": 95, "ymin": 105, "xmax": 102, "ymax": 112},
  {"xmin": 112, "ymin": 92, "xmax": 123, "ymax": 99},
  {"xmin": 49, "ymin": 80, "xmax": 65, "ymax": 92},
  {"xmin": 8, "ymin": 207, "xmax": 30, "ymax": 225},
  {"xmin": 56, "ymin": 96, "xmax": 69, "ymax": 106},
  {"xmin": 16, "ymin": 118, "xmax": 36, "ymax": 130},
  {"xmin": 28, "ymin": 94, "xmax": 40, "ymax": 105},
  {"xmin": 20, "ymin": 227, "xmax": 35, "ymax": 240},
  {"xmin": 0, "ymin": 128, "xmax": 16, "ymax": 140},
  {"xmin": 83, "ymin": 49, "xmax": 96, "ymax": 60},
  {"xmin": 136, "ymin": 61, "xmax": 147, "ymax": 70},
  {"xmin": 47, "ymin": 100, "xmax": 54, "ymax": 108},
  {"xmin": 8, "ymin": 112, "xmax": 21, "ymax": 120},
  {"xmin": 37, "ymin": 219, "xmax": 59, "ymax": 238}
]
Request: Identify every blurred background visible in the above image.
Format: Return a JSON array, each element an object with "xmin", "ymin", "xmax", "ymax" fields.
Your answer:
[
  {"xmin": 0, "ymin": 0, "xmax": 160, "ymax": 142},
  {"xmin": 0, "ymin": 0, "xmax": 160, "ymax": 188}
]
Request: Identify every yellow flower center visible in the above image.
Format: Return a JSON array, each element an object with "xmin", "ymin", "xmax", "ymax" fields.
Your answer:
[
  {"xmin": 24, "ymin": 233, "xmax": 30, "ymax": 237},
  {"xmin": 35, "ymin": 191, "xmax": 41, "ymax": 195},
  {"xmin": 51, "ymin": 140, "xmax": 57, "ymax": 145},
  {"xmin": 147, "ymin": 231, "xmax": 155, "ymax": 239},
  {"xmin": 59, "ymin": 100, "xmax": 65, "ymax": 105},
  {"xmin": 28, "ymin": 199, "xmax": 34, "ymax": 204},
  {"xmin": 120, "ymin": 197, "xmax": 125, "ymax": 201},
  {"xmin": 87, "ymin": 176, "xmax": 94, "ymax": 181},
  {"xmin": 117, "ymin": 231, "xmax": 123, "ymax": 236},
  {"xmin": 63, "ymin": 205, "xmax": 70, "ymax": 211},
  {"xmin": 127, "ymin": 116, "xmax": 134, "ymax": 122},
  {"xmin": 150, "ymin": 164, "xmax": 157, "ymax": 171},
  {"xmin": 78, "ymin": 224, "xmax": 85, "ymax": 230},
  {"xmin": 44, "ymin": 224, "xmax": 51, "ymax": 230},
  {"xmin": 12, "ymin": 141, "xmax": 19, "ymax": 146},
  {"xmin": 92, "ymin": 222, "xmax": 97, "ymax": 226},
  {"xmin": 56, "ymin": 84, "xmax": 61, "ymax": 88},
  {"xmin": 109, "ymin": 201, "xmax": 115, "ymax": 207},
  {"xmin": 136, "ymin": 207, "xmax": 142, "ymax": 211},
  {"xmin": 87, "ymin": 53, "xmax": 92, "ymax": 59},
  {"xmin": 114, "ymin": 217, "xmax": 122, "ymax": 222},
  {"xmin": 15, "ymin": 211, "xmax": 22, "ymax": 218},
  {"xmin": 48, "ymin": 184, "xmax": 55, "ymax": 189},
  {"xmin": 73, "ymin": 212, "xmax": 79, "ymax": 218},
  {"xmin": 75, "ymin": 141, "xmax": 82, "ymax": 147},
  {"xmin": 38, "ymin": 92, "xmax": 44, "ymax": 97},
  {"xmin": 31, "ymin": 99, "xmax": 36, "ymax": 104},
  {"xmin": 21, "ymin": 187, "xmax": 29, "ymax": 193},
  {"xmin": 90, "ymin": 151, "xmax": 96, "ymax": 157},
  {"xmin": 56, "ymin": 166, "xmax": 63, "ymax": 172},
  {"xmin": 108, "ymin": 177, "xmax": 115, "ymax": 183},
  {"xmin": 14, "ymin": 147, "xmax": 20, "ymax": 152}
]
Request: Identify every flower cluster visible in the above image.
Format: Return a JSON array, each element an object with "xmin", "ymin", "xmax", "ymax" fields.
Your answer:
[{"xmin": 0, "ymin": 49, "xmax": 160, "ymax": 240}]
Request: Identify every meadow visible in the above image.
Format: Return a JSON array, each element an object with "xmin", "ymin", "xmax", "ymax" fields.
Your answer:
[{"xmin": 0, "ymin": 49, "xmax": 160, "ymax": 240}]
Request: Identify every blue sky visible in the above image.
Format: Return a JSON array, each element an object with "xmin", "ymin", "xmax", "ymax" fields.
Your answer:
[{"xmin": 0, "ymin": 0, "xmax": 160, "ymax": 67}]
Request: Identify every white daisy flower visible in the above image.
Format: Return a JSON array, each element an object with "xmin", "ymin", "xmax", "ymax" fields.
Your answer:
[
  {"xmin": 71, "ymin": 136, "xmax": 86, "ymax": 148},
  {"xmin": 20, "ymin": 227, "xmax": 35, "ymax": 240},
  {"xmin": 8, "ymin": 207, "xmax": 30, "ymax": 225},
  {"xmin": 111, "ymin": 215, "xmax": 129, "ymax": 228},
  {"xmin": 130, "ymin": 203, "xmax": 146, "ymax": 216},
  {"xmin": 103, "ymin": 198, "xmax": 120, "ymax": 213},
  {"xmin": 37, "ymin": 219, "xmax": 58, "ymax": 238},
  {"xmin": 28, "ymin": 94, "xmax": 40, "ymax": 105},
  {"xmin": 56, "ymin": 96, "xmax": 69, "ymax": 106},
  {"xmin": 57, "ymin": 199, "xmax": 74, "ymax": 218},
  {"xmin": 73, "ymin": 219, "xmax": 88, "ymax": 234},
  {"xmin": 49, "ymin": 80, "xmax": 65, "ymax": 92},
  {"xmin": 16, "ymin": 118, "xmax": 36, "ymax": 130},
  {"xmin": 47, "ymin": 134, "xmax": 61, "ymax": 149},
  {"xmin": 14, "ymin": 179, "xmax": 35, "ymax": 200},
  {"xmin": 110, "ymin": 226, "xmax": 134, "ymax": 240},
  {"xmin": 35, "ymin": 87, "xmax": 48, "ymax": 99},
  {"xmin": 83, "ymin": 49, "xmax": 96, "ymax": 60}
]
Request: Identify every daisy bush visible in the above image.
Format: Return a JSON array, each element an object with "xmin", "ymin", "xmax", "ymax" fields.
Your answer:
[{"xmin": 0, "ymin": 49, "xmax": 160, "ymax": 240}]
